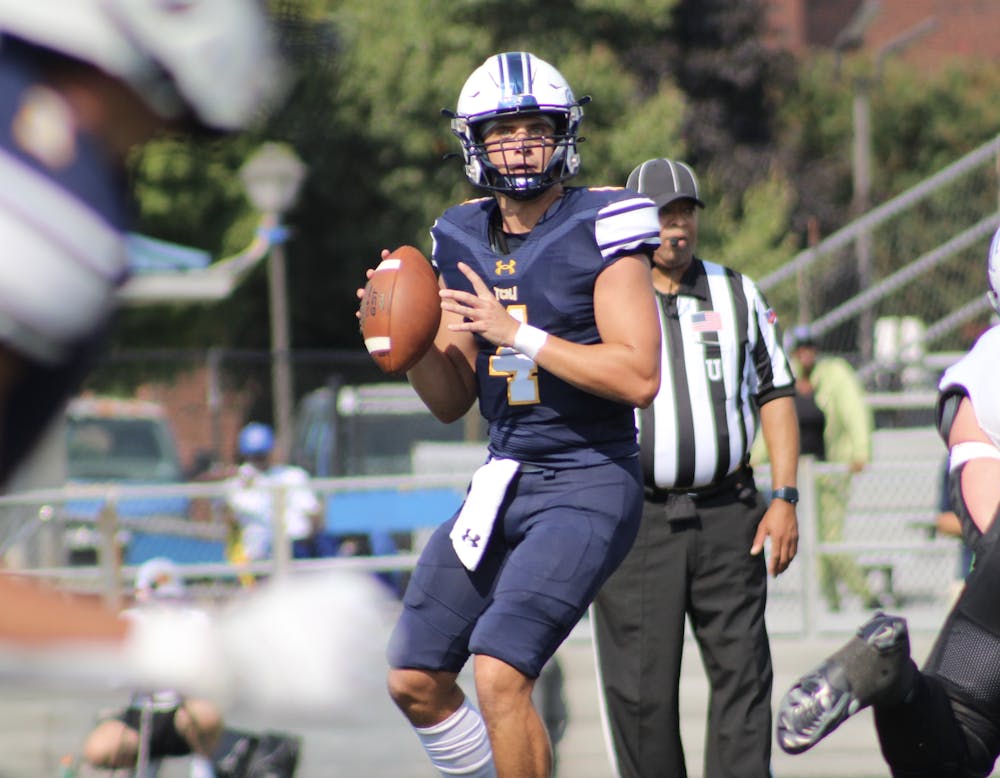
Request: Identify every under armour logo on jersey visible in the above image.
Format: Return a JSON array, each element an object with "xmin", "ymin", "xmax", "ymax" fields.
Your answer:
[
  {"xmin": 495, "ymin": 258, "xmax": 517, "ymax": 276},
  {"xmin": 460, "ymin": 529, "xmax": 481, "ymax": 547}
]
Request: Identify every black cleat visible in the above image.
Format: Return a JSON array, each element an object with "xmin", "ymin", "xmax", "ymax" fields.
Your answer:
[{"xmin": 777, "ymin": 612, "xmax": 912, "ymax": 755}]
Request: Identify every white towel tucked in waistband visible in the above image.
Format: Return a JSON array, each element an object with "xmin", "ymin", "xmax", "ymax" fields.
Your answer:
[{"xmin": 449, "ymin": 458, "xmax": 520, "ymax": 570}]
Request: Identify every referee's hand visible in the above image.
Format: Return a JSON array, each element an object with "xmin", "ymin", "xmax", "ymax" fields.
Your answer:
[{"xmin": 751, "ymin": 502, "xmax": 798, "ymax": 577}]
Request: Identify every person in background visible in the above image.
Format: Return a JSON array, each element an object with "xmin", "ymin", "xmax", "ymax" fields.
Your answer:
[
  {"xmin": 787, "ymin": 324, "xmax": 876, "ymax": 611},
  {"xmin": 223, "ymin": 422, "xmax": 340, "ymax": 563},
  {"xmin": 777, "ymin": 227, "xmax": 1000, "ymax": 777},
  {"xmin": 593, "ymin": 158, "xmax": 799, "ymax": 778},
  {"xmin": 81, "ymin": 558, "xmax": 222, "ymax": 777},
  {"xmin": 363, "ymin": 52, "xmax": 662, "ymax": 778}
]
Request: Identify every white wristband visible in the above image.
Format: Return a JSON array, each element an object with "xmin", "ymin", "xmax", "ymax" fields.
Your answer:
[{"xmin": 513, "ymin": 323, "xmax": 548, "ymax": 360}]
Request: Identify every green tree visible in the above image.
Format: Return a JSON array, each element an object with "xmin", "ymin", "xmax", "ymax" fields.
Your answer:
[{"xmin": 108, "ymin": 0, "xmax": 1000, "ymax": 389}]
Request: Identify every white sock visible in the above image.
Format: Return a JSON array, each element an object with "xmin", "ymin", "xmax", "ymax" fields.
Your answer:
[{"xmin": 414, "ymin": 699, "xmax": 496, "ymax": 777}]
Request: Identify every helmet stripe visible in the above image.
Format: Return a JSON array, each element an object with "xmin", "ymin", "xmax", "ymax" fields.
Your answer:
[{"xmin": 499, "ymin": 52, "xmax": 526, "ymax": 98}]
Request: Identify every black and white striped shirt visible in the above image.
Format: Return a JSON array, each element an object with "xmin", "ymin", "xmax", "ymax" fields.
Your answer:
[{"xmin": 640, "ymin": 257, "xmax": 794, "ymax": 490}]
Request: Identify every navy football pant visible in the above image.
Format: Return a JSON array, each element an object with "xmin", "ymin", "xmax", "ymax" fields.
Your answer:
[{"xmin": 388, "ymin": 458, "xmax": 642, "ymax": 678}]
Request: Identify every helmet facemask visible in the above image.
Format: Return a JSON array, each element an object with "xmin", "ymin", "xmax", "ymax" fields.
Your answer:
[{"xmin": 456, "ymin": 111, "xmax": 581, "ymax": 200}]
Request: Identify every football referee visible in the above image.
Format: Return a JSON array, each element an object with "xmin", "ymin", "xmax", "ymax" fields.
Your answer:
[{"xmin": 593, "ymin": 158, "xmax": 800, "ymax": 778}]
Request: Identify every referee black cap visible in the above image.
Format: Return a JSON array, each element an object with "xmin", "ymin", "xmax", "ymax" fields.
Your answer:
[{"xmin": 627, "ymin": 158, "xmax": 705, "ymax": 209}]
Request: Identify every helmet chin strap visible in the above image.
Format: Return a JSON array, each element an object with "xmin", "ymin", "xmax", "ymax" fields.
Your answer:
[{"xmin": 499, "ymin": 176, "xmax": 555, "ymax": 201}]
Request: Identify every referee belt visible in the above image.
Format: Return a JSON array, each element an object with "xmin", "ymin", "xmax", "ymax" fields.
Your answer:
[{"xmin": 644, "ymin": 467, "xmax": 754, "ymax": 504}]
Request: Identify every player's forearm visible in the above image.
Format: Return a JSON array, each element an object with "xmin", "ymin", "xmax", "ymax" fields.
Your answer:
[
  {"xmin": 958, "ymin": 459, "xmax": 1000, "ymax": 532},
  {"xmin": 532, "ymin": 337, "xmax": 661, "ymax": 408},
  {"xmin": 407, "ymin": 337, "xmax": 477, "ymax": 423}
]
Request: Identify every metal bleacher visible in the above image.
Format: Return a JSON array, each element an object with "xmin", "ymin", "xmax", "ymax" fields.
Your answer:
[{"xmin": 842, "ymin": 426, "xmax": 960, "ymax": 610}]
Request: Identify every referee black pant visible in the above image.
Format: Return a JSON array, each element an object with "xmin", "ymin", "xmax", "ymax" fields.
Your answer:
[{"xmin": 593, "ymin": 490, "xmax": 773, "ymax": 778}]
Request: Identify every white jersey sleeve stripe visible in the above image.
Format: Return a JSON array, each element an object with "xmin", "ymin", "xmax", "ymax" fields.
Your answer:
[
  {"xmin": 0, "ymin": 150, "xmax": 126, "ymax": 280},
  {"xmin": 595, "ymin": 197, "xmax": 660, "ymax": 258},
  {"xmin": 0, "ymin": 150, "xmax": 125, "ymax": 363}
]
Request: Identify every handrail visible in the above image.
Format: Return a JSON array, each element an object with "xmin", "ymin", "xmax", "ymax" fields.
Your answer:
[
  {"xmin": 759, "ymin": 134, "xmax": 1000, "ymax": 292},
  {"xmin": 809, "ymin": 214, "xmax": 999, "ymax": 338},
  {"xmin": 0, "ymin": 471, "xmax": 470, "ymax": 507}
]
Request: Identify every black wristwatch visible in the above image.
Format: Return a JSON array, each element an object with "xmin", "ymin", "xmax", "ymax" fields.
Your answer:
[{"xmin": 772, "ymin": 486, "xmax": 799, "ymax": 505}]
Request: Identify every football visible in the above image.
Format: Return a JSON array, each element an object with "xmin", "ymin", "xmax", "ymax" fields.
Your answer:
[{"xmin": 359, "ymin": 245, "xmax": 440, "ymax": 374}]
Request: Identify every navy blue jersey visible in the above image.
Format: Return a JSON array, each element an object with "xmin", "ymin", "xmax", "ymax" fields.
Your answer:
[{"xmin": 430, "ymin": 186, "xmax": 659, "ymax": 466}]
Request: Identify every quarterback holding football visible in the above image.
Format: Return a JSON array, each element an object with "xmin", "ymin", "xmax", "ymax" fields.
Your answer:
[{"xmin": 357, "ymin": 51, "xmax": 662, "ymax": 778}]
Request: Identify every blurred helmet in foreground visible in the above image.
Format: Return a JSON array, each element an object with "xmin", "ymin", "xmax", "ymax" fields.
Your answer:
[{"xmin": 0, "ymin": 0, "xmax": 284, "ymax": 131}]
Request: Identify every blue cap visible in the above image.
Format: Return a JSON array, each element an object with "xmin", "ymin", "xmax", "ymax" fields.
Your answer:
[
  {"xmin": 238, "ymin": 422, "xmax": 274, "ymax": 456},
  {"xmin": 788, "ymin": 325, "xmax": 817, "ymax": 350}
]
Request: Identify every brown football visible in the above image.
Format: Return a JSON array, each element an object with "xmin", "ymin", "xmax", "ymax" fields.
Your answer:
[{"xmin": 359, "ymin": 245, "xmax": 440, "ymax": 374}]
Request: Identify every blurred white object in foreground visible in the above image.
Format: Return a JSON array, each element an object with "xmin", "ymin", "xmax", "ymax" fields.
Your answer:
[{"xmin": 123, "ymin": 570, "xmax": 394, "ymax": 720}]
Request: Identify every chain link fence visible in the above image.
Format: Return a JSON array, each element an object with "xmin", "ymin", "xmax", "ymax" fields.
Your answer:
[
  {"xmin": 12, "ymin": 139, "xmax": 995, "ymax": 641},
  {"xmin": 760, "ymin": 135, "xmax": 1000, "ymax": 388},
  {"xmin": 1, "ymin": 432, "xmax": 962, "ymax": 638}
]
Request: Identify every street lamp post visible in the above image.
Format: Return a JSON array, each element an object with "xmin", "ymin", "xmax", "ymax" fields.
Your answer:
[
  {"xmin": 842, "ymin": 16, "xmax": 937, "ymax": 364},
  {"xmin": 239, "ymin": 142, "xmax": 307, "ymax": 463}
]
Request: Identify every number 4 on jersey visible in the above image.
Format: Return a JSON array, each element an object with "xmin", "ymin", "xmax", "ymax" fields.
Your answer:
[{"xmin": 488, "ymin": 305, "xmax": 540, "ymax": 405}]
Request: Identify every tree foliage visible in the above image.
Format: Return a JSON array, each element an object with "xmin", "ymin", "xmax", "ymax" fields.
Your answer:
[{"xmin": 112, "ymin": 0, "xmax": 1000, "ymax": 386}]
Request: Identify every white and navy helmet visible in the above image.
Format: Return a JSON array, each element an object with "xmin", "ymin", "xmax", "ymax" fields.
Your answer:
[
  {"xmin": 449, "ymin": 52, "xmax": 586, "ymax": 199},
  {"xmin": 988, "ymin": 224, "xmax": 1000, "ymax": 315},
  {"xmin": 0, "ymin": 0, "xmax": 283, "ymax": 132}
]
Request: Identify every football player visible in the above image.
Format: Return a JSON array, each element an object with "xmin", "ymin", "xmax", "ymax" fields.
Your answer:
[
  {"xmin": 361, "ymin": 52, "xmax": 662, "ymax": 778},
  {"xmin": 777, "ymin": 225, "xmax": 1000, "ymax": 778}
]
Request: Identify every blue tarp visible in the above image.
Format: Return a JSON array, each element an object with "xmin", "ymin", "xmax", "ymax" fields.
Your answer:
[
  {"xmin": 121, "ymin": 487, "xmax": 465, "ymax": 566},
  {"xmin": 324, "ymin": 487, "xmax": 464, "ymax": 534},
  {"xmin": 126, "ymin": 233, "xmax": 211, "ymax": 273}
]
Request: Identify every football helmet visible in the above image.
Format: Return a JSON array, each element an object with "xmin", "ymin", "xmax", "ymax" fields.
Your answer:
[
  {"xmin": 449, "ymin": 52, "xmax": 587, "ymax": 199},
  {"xmin": 0, "ymin": 0, "xmax": 283, "ymax": 131},
  {"xmin": 988, "ymin": 224, "xmax": 1000, "ymax": 315}
]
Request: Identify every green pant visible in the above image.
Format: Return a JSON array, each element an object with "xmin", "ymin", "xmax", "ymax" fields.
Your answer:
[{"xmin": 816, "ymin": 472, "xmax": 872, "ymax": 610}]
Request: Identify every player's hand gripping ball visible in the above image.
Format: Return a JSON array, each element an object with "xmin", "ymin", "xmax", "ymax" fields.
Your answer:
[{"xmin": 360, "ymin": 245, "xmax": 440, "ymax": 374}]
